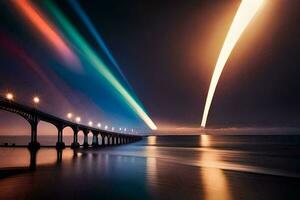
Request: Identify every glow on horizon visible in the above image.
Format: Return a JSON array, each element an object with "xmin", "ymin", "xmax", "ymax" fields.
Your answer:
[
  {"xmin": 13, "ymin": 0, "xmax": 78, "ymax": 65},
  {"xmin": 201, "ymin": 0, "xmax": 264, "ymax": 127},
  {"xmin": 45, "ymin": 0, "xmax": 157, "ymax": 130}
]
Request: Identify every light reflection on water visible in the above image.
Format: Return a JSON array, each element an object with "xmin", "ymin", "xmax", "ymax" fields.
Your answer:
[
  {"xmin": 200, "ymin": 135, "xmax": 231, "ymax": 200},
  {"xmin": 0, "ymin": 135, "xmax": 300, "ymax": 200},
  {"xmin": 146, "ymin": 136, "xmax": 158, "ymax": 195}
]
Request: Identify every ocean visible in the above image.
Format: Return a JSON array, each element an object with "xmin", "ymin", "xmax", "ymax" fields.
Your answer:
[{"xmin": 0, "ymin": 135, "xmax": 300, "ymax": 200}]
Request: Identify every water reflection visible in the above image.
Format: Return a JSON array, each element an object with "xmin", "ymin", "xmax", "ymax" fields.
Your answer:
[
  {"xmin": 148, "ymin": 136, "xmax": 157, "ymax": 145},
  {"xmin": 146, "ymin": 140, "xmax": 158, "ymax": 194},
  {"xmin": 199, "ymin": 135, "xmax": 231, "ymax": 200},
  {"xmin": 0, "ymin": 136, "xmax": 299, "ymax": 200},
  {"xmin": 0, "ymin": 147, "xmax": 76, "ymax": 172}
]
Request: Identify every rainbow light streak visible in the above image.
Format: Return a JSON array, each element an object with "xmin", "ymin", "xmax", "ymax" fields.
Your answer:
[
  {"xmin": 45, "ymin": 0, "xmax": 157, "ymax": 130},
  {"xmin": 201, "ymin": 0, "xmax": 264, "ymax": 127},
  {"xmin": 13, "ymin": 0, "xmax": 78, "ymax": 66},
  {"xmin": 68, "ymin": 0, "xmax": 136, "ymax": 94}
]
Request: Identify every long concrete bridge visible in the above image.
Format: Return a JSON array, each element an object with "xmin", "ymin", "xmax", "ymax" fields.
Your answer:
[{"xmin": 0, "ymin": 97, "xmax": 142, "ymax": 149}]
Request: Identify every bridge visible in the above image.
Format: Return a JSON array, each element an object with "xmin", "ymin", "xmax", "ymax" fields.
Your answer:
[{"xmin": 0, "ymin": 97, "xmax": 142, "ymax": 149}]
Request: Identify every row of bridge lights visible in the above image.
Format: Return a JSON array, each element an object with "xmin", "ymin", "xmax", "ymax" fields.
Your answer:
[
  {"xmin": 67, "ymin": 113, "xmax": 135, "ymax": 133},
  {"xmin": 6, "ymin": 93, "xmax": 40, "ymax": 105},
  {"xmin": 5, "ymin": 93, "xmax": 137, "ymax": 134},
  {"xmin": 66, "ymin": 112, "xmax": 136, "ymax": 134}
]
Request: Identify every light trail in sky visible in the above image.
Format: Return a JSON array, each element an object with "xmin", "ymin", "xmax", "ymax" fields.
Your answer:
[
  {"xmin": 13, "ymin": 0, "xmax": 79, "ymax": 67},
  {"xmin": 201, "ymin": 0, "xmax": 264, "ymax": 127},
  {"xmin": 45, "ymin": 0, "xmax": 157, "ymax": 130},
  {"xmin": 68, "ymin": 0, "xmax": 137, "ymax": 96}
]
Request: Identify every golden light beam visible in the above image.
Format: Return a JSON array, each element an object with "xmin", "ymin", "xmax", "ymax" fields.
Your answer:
[{"xmin": 201, "ymin": 0, "xmax": 264, "ymax": 127}]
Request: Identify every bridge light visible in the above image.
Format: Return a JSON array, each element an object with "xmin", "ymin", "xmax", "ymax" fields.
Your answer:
[
  {"xmin": 33, "ymin": 96, "xmax": 40, "ymax": 104},
  {"xmin": 67, "ymin": 112, "xmax": 73, "ymax": 119},
  {"xmin": 119, "ymin": 128, "xmax": 122, "ymax": 131},
  {"xmin": 5, "ymin": 93, "xmax": 14, "ymax": 101},
  {"xmin": 104, "ymin": 125, "xmax": 108, "ymax": 130},
  {"xmin": 97, "ymin": 123, "xmax": 101, "ymax": 128},
  {"xmin": 75, "ymin": 116, "xmax": 81, "ymax": 123},
  {"xmin": 88, "ymin": 121, "xmax": 93, "ymax": 126},
  {"xmin": 124, "ymin": 128, "xmax": 127, "ymax": 132},
  {"xmin": 112, "ymin": 127, "xmax": 114, "ymax": 131}
]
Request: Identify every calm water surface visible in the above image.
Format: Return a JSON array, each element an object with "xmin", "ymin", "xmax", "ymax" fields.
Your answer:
[{"xmin": 0, "ymin": 135, "xmax": 300, "ymax": 200}]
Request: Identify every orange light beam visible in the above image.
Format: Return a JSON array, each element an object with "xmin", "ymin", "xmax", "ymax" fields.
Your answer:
[
  {"xmin": 201, "ymin": 0, "xmax": 264, "ymax": 127},
  {"xmin": 13, "ymin": 0, "xmax": 78, "ymax": 64}
]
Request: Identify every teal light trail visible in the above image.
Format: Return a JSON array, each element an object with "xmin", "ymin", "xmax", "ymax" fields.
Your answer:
[
  {"xmin": 45, "ymin": 0, "xmax": 157, "ymax": 130},
  {"xmin": 68, "ymin": 0, "xmax": 135, "ymax": 93}
]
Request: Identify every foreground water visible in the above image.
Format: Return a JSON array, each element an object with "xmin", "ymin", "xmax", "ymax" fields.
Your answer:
[{"xmin": 0, "ymin": 135, "xmax": 300, "ymax": 200}]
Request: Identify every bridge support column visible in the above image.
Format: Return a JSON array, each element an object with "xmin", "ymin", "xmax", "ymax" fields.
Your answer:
[
  {"xmin": 56, "ymin": 125, "xmax": 65, "ymax": 149},
  {"xmin": 106, "ymin": 136, "xmax": 109, "ymax": 146},
  {"xmin": 110, "ymin": 136, "xmax": 114, "ymax": 145},
  {"xmin": 83, "ymin": 130, "xmax": 89, "ymax": 148},
  {"xmin": 110, "ymin": 136, "xmax": 113, "ymax": 145},
  {"xmin": 28, "ymin": 115, "xmax": 40, "ymax": 150},
  {"xmin": 71, "ymin": 127, "xmax": 80, "ymax": 149},
  {"xmin": 113, "ymin": 136, "xmax": 116, "ymax": 145},
  {"xmin": 92, "ymin": 132, "xmax": 99, "ymax": 148},
  {"xmin": 100, "ymin": 134, "xmax": 104, "ymax": 146}
]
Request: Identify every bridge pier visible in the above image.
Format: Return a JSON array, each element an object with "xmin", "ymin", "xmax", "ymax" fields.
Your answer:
[
  {"xmin": 28, "ymin": 116, "xmax": 40, "ymax": 150},
  {"xmin": 110, "ymin": 136, "xmax": 114, "ymax": 145},
  {"xmin": 113, "ymin": 136, "xmax": 116, "ymax": 145},
  {"xmin": 71, "ymin": 127, "xmax": 80, "ymax": 149},
  {"xmin": 106, "ymin": 135, "xmax": 111, "ymax": 146},
  {"xmin": 56, "ymin": 125, "xmax": 65, "ymax": 149},
  {"xmin": 83, "ymin": 130, "xmax": 89, "ymax": 148},
  {"xmin": 102, "ymin": 134, "xmax": 107, "ymax": 146},
  {"xmin": 100, "ymin": 134, "xmax": 104, "ymax": 146},
  {"xmin": 92, "ymin": 131, "xmax": 99, "ymax": 147}
]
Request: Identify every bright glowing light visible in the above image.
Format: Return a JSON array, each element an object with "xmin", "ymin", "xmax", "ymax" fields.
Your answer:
[
  {"xmin": 201, "ymin": 0, "xmax": 264, "ymax": 127},
  {"xmin": 112, "ymin": 127, "xmax": 115, "ymax": 131},
  {"xmin": 124, "ymin": 128, "xmax": 127, "ymax": 132},
  {"xmin": 67, "ymin": 112, "xmax": 73, "ymax": 119},
  {"xmin": 105, "ymin": 125, "xmax": 108, "ymax": 130},
  {"xmin": 33, "ymin": 96, "xmax": 40, "ymax": 104},
  {"xmin": 97, "ymin": 123, "xmax": 101, "ymax": 128},
  {"xmin": 75, "ymin": 117, "xmax": 81, "ymax": 123},
  {"xmin": 45, "ymin": 1, "xmax": 157, "ymax": 130},
  {"xmin": 13, "ymin": 0, "xmax": 77, "ymax": 64},
  {"xmin": 88, "ymin": 121, "xmax": 93, "ymax": 126},
  {"xmin": 5, "ymin": 93, "xmax": 14, "ymax": 101},
  {"xmin": 119, "ymin": 128, "xmax": 122, "ymax": 131}
]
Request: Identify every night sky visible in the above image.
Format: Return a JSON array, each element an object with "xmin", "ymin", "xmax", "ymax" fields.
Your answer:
[{"xmin": 0, "ymin": 0, "xmax": 300, "ymax": 134}]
